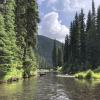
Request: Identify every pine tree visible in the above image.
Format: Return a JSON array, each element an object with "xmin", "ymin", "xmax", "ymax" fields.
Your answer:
[
  {"xmin": 73, "ymin": 13, "xmax": 80, "ymax": 68},
  {"xmin": 87, "ymin": 0, "xmax": 97, "ymax": 69},
  {"xmin": 70, "ymin": 22, "xmax": 75, "ymax": 65},
  {"xmin": 4, "ymin": 0, "xmax": 19, "ymax": 60},
  {"xmin": 23, "ymin": 0, "xmax": 39, "ymax": 77},
  {"xmin": 0, "ymin": 0, "xmax": 22, "ymax": 79},
  {"xmin": 79, "ymin": 9, "xmax": 86, "ymax": 70},
  {"xmin": 52, "ymin": 40, "xmax": 58, "ymax": 68},
  {"xmin": 96, "ymin": 6, "xmax": 100, "ymax": 66},
  {"xmin": 15, "ymin": 0, "xmax": 27, "ymax": 61},
  {"xmin": 58, "ymin": 47, "xmax": 63, "ymax": 67},
  {"xmin": 15, "ymin": 0, "xmax": 39, "ymax": 77},
  {"xmin": 64, "ymin": 35, "xmax": 70, "ymax": 64},
  {"xmin": 0, "ymin": 12, "xmax": 11, "ymax": 76},
  {"xmin": 86, "ymin": 11, "xmax": 92, "ymax": 32}
]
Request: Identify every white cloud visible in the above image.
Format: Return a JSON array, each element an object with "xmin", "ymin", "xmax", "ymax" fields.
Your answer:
[
  {"xmin": 39, "ymin": 12, "xmax": 69, "ymax": 42},
  {"xmin": 45, "ymin": 0, "xmax": 100, "ymax": 13},
  {"xmin": 38, "ymin": 0, "xmax": 100, "ymax": 42}
]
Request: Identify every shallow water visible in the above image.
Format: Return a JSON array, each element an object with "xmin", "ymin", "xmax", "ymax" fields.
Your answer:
[{"xmin": 0, "ymin": 73, "xmax": 100, "ymax": 100}]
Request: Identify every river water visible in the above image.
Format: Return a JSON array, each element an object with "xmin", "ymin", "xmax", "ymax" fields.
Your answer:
[{"xmin": 0, "ymin": 72, "xmax": 100, "ymax": 100}]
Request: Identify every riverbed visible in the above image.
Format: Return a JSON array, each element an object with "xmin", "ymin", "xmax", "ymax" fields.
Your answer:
[{"xmin": 0, "ymin": 72, "xmax": 100, "ymax": 100}]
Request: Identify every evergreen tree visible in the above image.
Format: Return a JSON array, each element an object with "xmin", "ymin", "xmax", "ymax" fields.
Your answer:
[
  {"xmin": 0, "ymin": 12, "xmax": 11, "ymax": 76},
  {"xmin": 96, "ymin": 6, "xmax": 100, "ymax": 66},
  {"xmin": 79, "ymin": 9, "xmax": 86, "ymax": 70},
  {"xmin": 87, "ymin": 0, "xmax": 97, "ymax": 69},
  {"xmin": 64, "ymin": 35, "xmax": 70, "ymax": 64},
  {"xmin": 15, "ymin": 0, "xmax": 27, "ymax": 61},
  {"xmin": 23, "ymin": 0, "xmax": 39, "ymax": 77},
  {"xmin": 86, "ymin": 11, "xmax": 92, "ymax": 32},
  {"xmin": 0, "ymin": 0, "xmax": 39, "ymax": 80},
  {"xmin": 4, "ymin": 0, "xmax": 19, "ymax": 62},
  {"xmin": 58, "ymin": 47, "xmax": 63, "ymax": 67},
  {"xmin": 52, "ymin": 40, "xmax": 58, "ymax": 68},
  {"xmin": 71, "ymin": 13, "xmax": 80, "ymax": 70}
]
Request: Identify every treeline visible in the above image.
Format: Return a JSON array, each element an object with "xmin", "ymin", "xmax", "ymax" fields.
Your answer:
[
  {"xmin": 0, "ymin": 0, "xmax": 39, "ymax": 80},
  {"xmin": 63, "ymin": 0, "xmax": 100, "ymax": 73},
  {"xmin": 52, "ymin": 40, "xmax": 63, "ymax": 69},
  {"xmin": 38, "ymin": 54, "xmax": 49, "ymax": 69}
]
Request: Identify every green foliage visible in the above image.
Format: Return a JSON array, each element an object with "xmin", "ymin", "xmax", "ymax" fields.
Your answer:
[
  {"xmin": 15, "ymin": 0, "xmax": 39, "ymax": 78},
  {"xmin": 57, "ymin": 66, "xmax": 62, "ymax": 73},
  {"xmin": 63, "ymin": 0, "xmax": 100, "ymax": 73},
  {"xmin": 4, "ymin": 68, "xmax": 23, "ymax": 80},
  {"xmin": 52, "ymin": 40, "xmax": 63, "ymax": 69},
  {"xmin": 0, "ymin": 0, "xmax": 39, "ymax": 81},
  {"xmin": 75, "ymin": 70, "xmax": 100, "ymax": 80},
  {"xmin": 38, "ymin": 35, "xmax": 63, "ymax": 67},
  {"xmin": 75, "ymin": 74, "xmax": 84, "ymax": 79},
  {"xmin": 52, "ymin": 40, "xmax": 58, "ymax": 67},
  {"xmin": 85, "ymin": 70, "xmax": 94, "ymax": 79}
]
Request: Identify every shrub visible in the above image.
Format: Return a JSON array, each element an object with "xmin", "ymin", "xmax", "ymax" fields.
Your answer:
[
  {"xmin": 57, "ymin": 66, "xmax": 62, "ymax": 73},
  {"xmin": 85, "ymin": 70, "xmax": 94, "ymax": 79},
  {"xmin": 77, "ymin": 74, "xmax": 84, "ymax": 79}
]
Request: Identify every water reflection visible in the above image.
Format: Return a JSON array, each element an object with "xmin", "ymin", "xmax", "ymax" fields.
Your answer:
[
  {"xmin": 0, "ymin": 73, "xmax": 100, "ymax": 100},
  {"xmin": 57, "ymin": 77, "xmax": 100, "ymax": 100}
]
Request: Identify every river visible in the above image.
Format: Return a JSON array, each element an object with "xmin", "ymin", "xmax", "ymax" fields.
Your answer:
[{"xmin": 0, "ymin": 72, "xmax": 100, "ymax": 100}]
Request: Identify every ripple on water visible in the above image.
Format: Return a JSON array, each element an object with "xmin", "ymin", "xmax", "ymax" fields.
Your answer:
[{"xmin": 50, "ymin": 89, "xmax": 70, "ymax": 100}]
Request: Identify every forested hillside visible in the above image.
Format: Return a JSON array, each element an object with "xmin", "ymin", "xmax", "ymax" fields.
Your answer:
[
  {"xmin": 37, "ymin": 35, "xmax": 63, "ymax": 67},
  {"xmin": 0, "ymin": 0, "xmax": 39, "ymax": 81}
]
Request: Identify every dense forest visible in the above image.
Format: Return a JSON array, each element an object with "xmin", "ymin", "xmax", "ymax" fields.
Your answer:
[
  {"xmin": 52, "ymin": 40, "xmax": 63, "ymax": 69},
  {"xmin": 52, "ymin": 0, "xmax": 100, "ymax": 75},
  {"xmin": 0, "ymin": 0, "xmax": 39, "ymax": 81},
  {"xmin": 63, "ymin": 0, "xmax": 100, "ymax": 74}
]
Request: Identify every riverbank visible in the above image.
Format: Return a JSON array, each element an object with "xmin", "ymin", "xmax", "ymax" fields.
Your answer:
[
  {"xmin": 0, "ymin": 69, "xmax": 38, "ymax": 84},
  {"xmin": 75, "ymin": 70, "xmax": 100, "ymax": 79}
]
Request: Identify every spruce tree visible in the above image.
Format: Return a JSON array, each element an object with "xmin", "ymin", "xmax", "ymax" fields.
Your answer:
[
  {"xmin": 58, "ymin": 47, "xmax": 63, "ymax": 67},
  {"xmin": 72, "ymin": 13, "xmax": 80, "ymax": 69},
  {"xmin": 0, "ymin": 12, "xmax": 11, "ymax": 76},
  {"xmin": 79, "ymin": 9, "xmax": 86, "ymax": 70},
  {"xmin": 64, "ymin": 35, "xmax": 70, "ymax": 64},
  {"xmin": 86, "ymin": 11, "xmax": 92, "ymax": 32},
  {"xmin": 23, "ymin": 0, "xmax": 39, "ymax": 77},
  {"xmin": 52, "ymin": 40, "xmax": 58, "ymax": 68},
  {"xmin": 15, "ymin": 0, "xmax": 27, "ymax": 61},
  {"xmin": 4, "ymin": 0, "xmax": 18, "ymax": 61},
  {"xmin": 96, "ymin": 6, "xmax": 100, "ymax": 66},
  {"xmin": 88, "ymin": 0, "xmax": 97, "ymax": 69}
]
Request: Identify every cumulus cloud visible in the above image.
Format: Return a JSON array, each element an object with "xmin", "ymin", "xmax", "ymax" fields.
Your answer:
[
  {"xmin": 42, "ymin": 0, "xmax": 100, "ymax": 13},
  {"xmin": 39, "ymin": 12, "xmax": 69, "ymax": 42},
  {"xmin": 37, "ymin": 0, "xmax": 100, "ymax": 42}
]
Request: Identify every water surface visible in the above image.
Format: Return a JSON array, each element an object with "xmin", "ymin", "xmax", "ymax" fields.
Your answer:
[{"xmin": 0, "ymin": 73, "xmax": 100, "ymax": 100}]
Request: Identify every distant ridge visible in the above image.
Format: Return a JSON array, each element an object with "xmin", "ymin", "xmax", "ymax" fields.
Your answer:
[{"xmin": 37, "ymin": 35, "xmax": 63, "ymax": 66}]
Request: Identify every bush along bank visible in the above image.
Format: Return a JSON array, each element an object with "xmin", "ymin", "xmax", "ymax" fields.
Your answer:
[{"xmin": 75, "ymin": 70, "xmax": 100, "ymax": 80}]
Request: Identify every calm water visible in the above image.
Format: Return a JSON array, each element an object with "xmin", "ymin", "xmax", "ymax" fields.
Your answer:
[{"xmin": 0, "ymin": 73, "xmax": 100, "ymax": 100}]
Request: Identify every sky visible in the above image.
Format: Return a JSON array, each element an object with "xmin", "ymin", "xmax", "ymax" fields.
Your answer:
[{"xmin": 37, "ymin": 0, "xmax": 100, "ymax": 42}]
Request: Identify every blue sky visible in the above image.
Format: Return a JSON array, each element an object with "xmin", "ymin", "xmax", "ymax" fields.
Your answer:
[{"xmin": 37, "ymin": 0, "xmax": 100, "ymax": 42}]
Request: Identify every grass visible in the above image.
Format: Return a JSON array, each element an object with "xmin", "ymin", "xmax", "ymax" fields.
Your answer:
[{"xmin": 75, "ymin": 69, "xmax": 100, "ymax": 79}]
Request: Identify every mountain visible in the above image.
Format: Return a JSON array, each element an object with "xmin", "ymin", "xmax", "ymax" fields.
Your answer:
[{"xmin": 37, "ymin": 35, "xmax": 63, "ymax": 67}]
